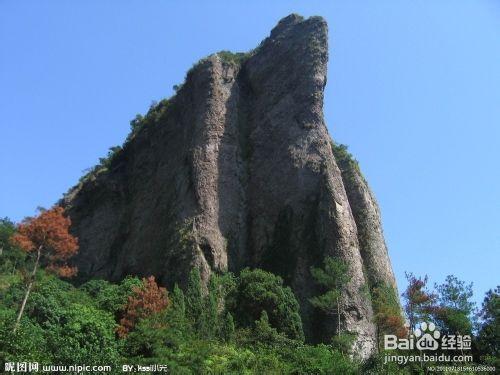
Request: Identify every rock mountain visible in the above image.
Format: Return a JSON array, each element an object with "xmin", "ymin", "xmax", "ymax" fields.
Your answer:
[{"xmin": 63, "ymin": 14, "xmax": 399, "ymax": 357}]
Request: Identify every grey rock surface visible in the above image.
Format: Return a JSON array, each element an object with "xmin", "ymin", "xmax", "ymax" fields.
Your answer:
[{"xmin": 62, "ymin": 14, "xmax": 399, "ymax": 358}]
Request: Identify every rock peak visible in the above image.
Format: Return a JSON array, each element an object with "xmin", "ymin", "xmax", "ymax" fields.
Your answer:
[
  {"xmin": 64, "ymin": 15, "xmax": 398, "ymax": 359},
  {"xmin": 270, "ymin": 13, "xmax": 304, "ymax": 37},
  {"xmin": 270, "ymin": 14, "xmax": 326, "ymax": 39}
]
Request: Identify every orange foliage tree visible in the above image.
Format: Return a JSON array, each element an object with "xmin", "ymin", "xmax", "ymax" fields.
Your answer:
[
  {"xmin": 372, "ymin": 283, "xmax": 408, "ymax": 345},
  {"xmin": 117, "ymin": 276, "xmax": 170, "ymax": 337},
  {"xmin": 11, "ymin": 206, "xmax": 78, "ymax": 332},
  {"xmin": 374, "ymin": 304, "xmax": 408, "ymax": 339},
  {"xmin": 402, "ymin": 272, "xmax": 437, "ymax": 335}
]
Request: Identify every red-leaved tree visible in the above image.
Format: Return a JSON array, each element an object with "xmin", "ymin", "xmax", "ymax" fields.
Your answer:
[
  {"xmin": 372, "ymin": 283, "xmax": 408, "ymax": 347},
  {"xmin": 117, "ymin": 276, "xmax": 169, "ymax": 337},
  {"xmin": 402, "ymin": 272, "xmax": 437, "ymax": 335},
  {"xmin": 11, "ymin": 206, "xmax": 78, "ymax": 332}
]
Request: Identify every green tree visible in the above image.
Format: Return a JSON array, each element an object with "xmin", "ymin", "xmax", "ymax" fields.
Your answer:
[
  {"xmin": 0, "ymin": 218, "xmax": 22, "ymax": 270},
  {"xmin": 476, "ymin": 286, "xmax": 499, "ymax": 366},
  {"xmin": 1, "ymin": 273, "xmax": 119, "ymax": 365},
  {"xmin": 202, "ymin": 272, "xmax": 236, "ymax": 340},
  {"xmin": 185, "ymin": 268, "xmax": 204, "ymax": 333},
  {"xmin": 201, "ymin": 275, "xmax": 220, "ymax": 339},
  {"xmin": 26, "ymin": 274, "xmax": 93, "ymax": 328},
  {"xmin": 309, "ymin": 257, "xmax": 350, "ymax": 336},
  {"xmin": 282, "ymin": 344, "xmax": 359, "ymax": 375},
  {"xmin": 79, "ymin": 279, "xmax": 121, "ymax": 315},
  {"xmin": 433, "ymin": 275, "xmax": 475, "ymax": 335},
  {"xmin": 228, "ymin": 268, "xmax": 304, "ymax": 341},
  {"xmin": 171, "ymin": 283, "xmax": 186, "ymax": 317},
  {"xmin": 221, "ymin": 312, "xmax": 235, "ymax": 342},
  {"xmin": 253, "ymin": 310, "xmax": 288, "ymax": 346},
  {"xmin": 47, "ymin": 304, "xmax": 119, "ymax": 365},
  {"xmin": 0, "ymin": 217, "xmax": 15, "ymax": 248},
  {"xmin": 80, "ymin": 276, "xmax": 142, "ymax": 317},
  {"xmin": 122, "ymin": 310, "xmax": 170, "ymax": 359},
  {"xmin": 0, "ymin": 306, "xmax": 49, "ymax": 364},
  {"xmin": 362, "ymin": 350, "xmax": 413, "ymax": 375},
  {"xmin": 0, "ymin": 218, "xmax": 25, "ymax": 292}
]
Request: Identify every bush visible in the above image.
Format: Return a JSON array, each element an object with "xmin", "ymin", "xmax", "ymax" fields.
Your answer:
[
  {"xmin": 0, "ymin": 306, "xmax": 49, "ymax": 364},
  {"xmin": 0, "ymin": 274, "xmax": 120, "ymax": 366},
  {"xmin": 80, "ymin": 276, "xmax": 142, "ymax": 316},
  {"xmin": 217, "ymin": 50, "xmax": 250, "ymax": 65},
  {"xmin": 46, "ymin": 304, "xmax": 120, "ymax": 365},
  {"xmin": 228, "ymin": 268, "xmax": 304, "ymax": 341}
]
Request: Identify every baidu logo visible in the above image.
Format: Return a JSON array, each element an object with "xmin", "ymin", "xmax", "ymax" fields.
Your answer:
[
  {"xmin": 384, "ymin": 321, "xmax": 441, "ymax": 351},
  {"xmin": 414, "ymin": 322, "xmax": 440, "ymax": 350},
  {"xmin": 384, "ymin": 321, "xmax": 471, "ymax": 351}
]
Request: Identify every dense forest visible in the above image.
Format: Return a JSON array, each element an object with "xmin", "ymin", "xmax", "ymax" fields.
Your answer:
[{"xmin": 0, "ymin": 213, "xmax": 497, "ymax": 374}]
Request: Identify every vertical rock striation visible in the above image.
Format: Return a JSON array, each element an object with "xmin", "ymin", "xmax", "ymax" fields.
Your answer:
[
  {"xmin": 62, "ymin": 14, "xmax": 399, "ymax": 358},
  {"xmin": 333, "ymin": 147, "xmax": 399, "ymax": 293}
]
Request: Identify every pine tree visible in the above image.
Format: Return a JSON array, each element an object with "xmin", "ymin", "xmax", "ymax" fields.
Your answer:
[
  {"xmin": 229, "ymin": 268, "xmax": 304, "ymax": 341},
  {"xmin": 432, "ymin": 275, "xmax": 475, "ymax": 335},
  {"xmin": 309, "ymin": 257, "xmax": 350, "ymax": 335},
  {"xmin": 477, "ymin": 286, "xmax": 499, "ymax": 366},
  {"xmin": 221, "ymin": 312, "xmax": 235, "ymax": 342},
  {"xmin": 203, "ymin": 275, "xmax": 220, "ymax": 339},
  {"xmin": 171, "ymin": 283, "xmax": 186, "ymax": 317},
  {"xmin": 254, "ymin": 310, "xmax": 282, "ymax": 344},
  {"xmin": 186, "ymin": 268, "xmax": 204, "ymax": 333}
]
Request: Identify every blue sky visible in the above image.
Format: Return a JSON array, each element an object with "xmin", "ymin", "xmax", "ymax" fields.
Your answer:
[{"xmin": 1, "ymin": 1, "xmax": 499, "ymax": 305}]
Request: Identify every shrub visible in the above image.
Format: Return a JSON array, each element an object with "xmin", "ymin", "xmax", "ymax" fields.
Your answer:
[
  {"xmin": 217, "ymin": 50, "xmax": 250, "ymax": 65},
  {"xmin": 228, "ymin": 268, "xmax": 304, "ymax": 341},
  {"xmin": 46, "ymin": 304, "xmax": 119, "ymax": 365}
]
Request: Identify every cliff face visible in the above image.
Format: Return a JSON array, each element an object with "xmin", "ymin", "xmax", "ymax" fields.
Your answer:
[{"xmin": 63, "ymin": 14, "xmax": 398, "ymax": 358}]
